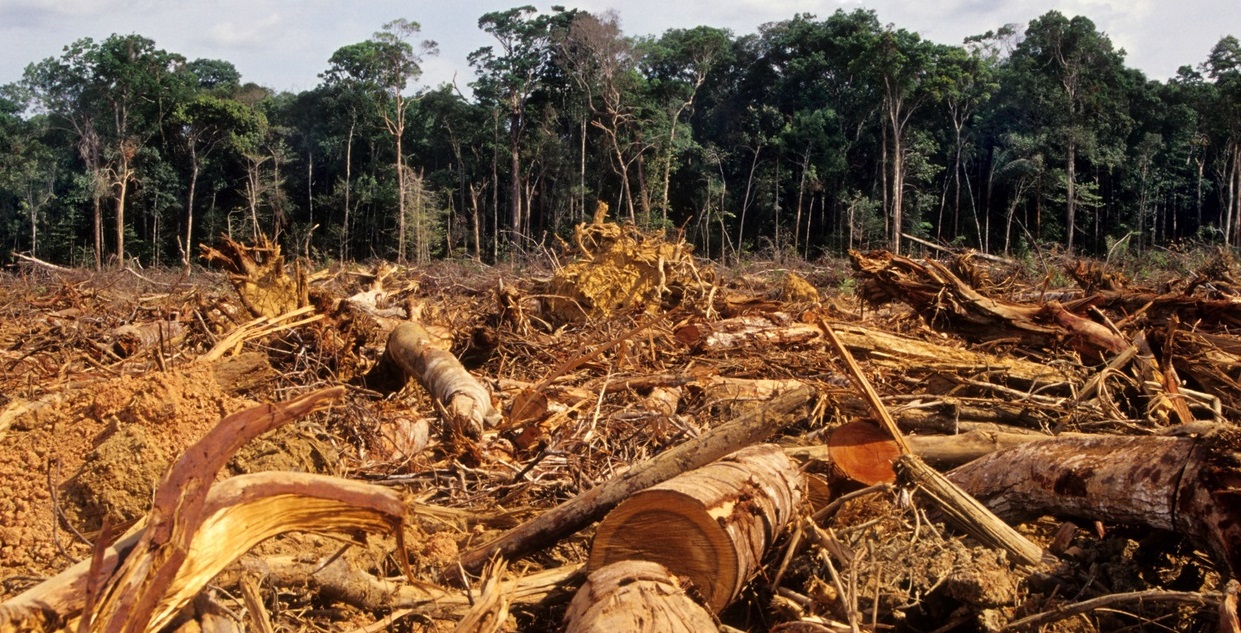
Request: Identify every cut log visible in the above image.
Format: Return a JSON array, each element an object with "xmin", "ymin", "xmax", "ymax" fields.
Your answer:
[
  {"xmin": 455, "ymin": 386, "xmax": 815, "ymax": 576},
  {"xmin": 588, "ymin": 444, "xmax": 803, "ymax": 613},
  {"xmin": 946, "ymin": 428, "xmax": 1241, "ymax": 575},
  {"xmin": 564, "ymin": 561, "xmax": 717, "ymax": 633},
  {"xmin": 386, "ymin": 321, "xmax": 500, "ymax": 437},
  {"xmin": 826, "ymin": 422, "xmax": 900, "ymax": 485}
]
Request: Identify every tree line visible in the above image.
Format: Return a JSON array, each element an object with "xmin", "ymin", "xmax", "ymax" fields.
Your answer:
[{"xmin": 1, "ymin": 7, "xmax": 1239, "ymax": 268}]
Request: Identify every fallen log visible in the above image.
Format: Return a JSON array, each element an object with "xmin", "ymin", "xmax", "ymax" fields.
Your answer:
[
  {"xmin": 386, "ymin": 321, "xmax": 500, "ymax": 438},
  {"xmin": 455, "ymin": 386, "xmax": 816, "ymax": 576},
  {"xmin": 675, "ymin": 315, "xmax": 1071, "ymax": 390},
  {"xmin": 850, "ymin": 250, "xmax": 1128, "ymax": 358},
  {"xmin": 563, "ymin": 561, "xmax": 716, "ymax": 633},
  {"xmin": 946, "ymin": 428, "xmax": 1241, "ymax": 575},
  {"xmin": 588, "ymin": 444, "xmax": 803, "ymax": 612}
]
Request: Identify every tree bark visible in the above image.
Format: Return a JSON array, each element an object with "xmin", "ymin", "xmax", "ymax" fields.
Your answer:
[
  {"xmin": 386, "ymin": 322, "xmax": 500, "ymax": 438},
  {"xmin": 946, "ymin": 428, "xmax": 1241, "ymax": 575},
  {"xmin": 564, "ymin": 561, "xmax": 716, "ymax": 633}
]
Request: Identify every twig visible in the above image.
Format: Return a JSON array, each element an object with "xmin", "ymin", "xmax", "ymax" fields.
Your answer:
[
  {"xmin": 999, "ymin": 589, "xmax": 1219, "ymax": 631},
  {"xmin": 812, "ymin": 483, "xmax": 890, "ymax": 524}
]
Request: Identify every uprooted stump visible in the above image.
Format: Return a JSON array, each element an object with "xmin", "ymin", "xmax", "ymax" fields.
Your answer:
[
  {"xmin": 544, "ymin": 217, "xmax": 711, "ymax": 323},
  {"xmin": 564, "ymin": 560, "xmax": 717, "ymax": 633},
  {"xmin": 199, "ymin": 234, "xmax": 308, "ymax": 319},
  {"xmin": 588, "ymin": 444, "xmax": 803, "ymax": 613}
]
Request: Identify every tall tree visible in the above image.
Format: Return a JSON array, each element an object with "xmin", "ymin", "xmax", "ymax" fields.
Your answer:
[
  {"xmin": 561, "ymin": 11, "xmax": 647, "ymax": 222},
  {"xmin": 470, "ymin": 6, "xmax": 559, "ymax": 245},
  {"xmin": 1009, "ymin": 12, "xmax": 1129, "ymax": 251},
  {"xmin": 171, "ymin": 94, "xmax": 262, "ymax": 265},
  {"xmin": 24, "ymin": 35, "xmax": 190, "ymax": 267},
  {"xmin": 937, "ymin": 45, "xmax": 998, "ymax": 248},
  {"xmin": 859, "ymin": 26, "xmax": 947, "ymax": 253},
  {"xmin": 1205, "ymin": 36, "xmax": 1241, "ymax": 244},
  {"xmin": 324, "ymin": 20, "xmax": 435, "ymax": 262},
  {"xmin": 644, "ymin": 26, "xmax": 732, "ymax": 225}
]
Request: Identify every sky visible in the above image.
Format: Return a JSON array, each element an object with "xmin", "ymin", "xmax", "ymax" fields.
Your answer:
[{"xmin": 0, "ymin": 0, "xmax": 1237, "ymax": 95}]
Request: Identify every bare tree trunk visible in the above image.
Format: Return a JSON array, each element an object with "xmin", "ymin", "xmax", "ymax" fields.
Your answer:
[
  {"xmin": 396, "ymin": 124, "xmax": 407, "ymax": 263},
  {"xmin": 340, "ymin": 119, "xmax": 354, "ymax": 261},
  {"xmin": 469, "ymin": 183, "xmax": 483, "ymax": 262},
  {"xmin": 509, "ymin": 110, "xmax": 523, "ymax": 245},
  {"xmin": 579, "ymin": 119, "xmax": 588, "ymax": 224},
  {"xmin": 794, "ymin": 145, "xmax": 810, "ymax": 253},
  {"xmin": 888, "ymin": 103, "xmax": 905, "ymax": 255},
  {"xmin": 736, "ymin": 144, "xmax": 763, "ymax": 252},
  {"xmin": 183, "ymin": 152, "xmax": 199, "ymax": 267},
  {"xmin": 115, "ymin": 171, "xmax": 129, "ymax": 268},
  {"xmin": 93, "ymin": 193, "xmax": 103, "ymax": 270},
  {"xmin": 1066, "ymin": 140, "xmax": 1077, "ymax": 251}
]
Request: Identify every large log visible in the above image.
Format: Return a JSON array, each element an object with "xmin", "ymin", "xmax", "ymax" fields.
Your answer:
[
  {"xmin": 946, "ymin": 428, "xmax": 1241, "ymax": 575},
  {"xmin": 588, "ymin": 444, "xmax": 803, "ymax": 613},
  {"xmin": 455, "ymin": 386, "xmax": 815, "ymax": 576},
  {"xmin": 386, "ymin": 322, "xmax": 500, "ymax": 437},
  {"xmin": 563, "ymin": 561, "xmax": 716, "ymax": 633}
]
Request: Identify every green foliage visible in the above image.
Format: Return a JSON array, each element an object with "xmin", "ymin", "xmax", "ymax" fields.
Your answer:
[{"xmin": 0, "ymin": 9, "xmax": 1237, "ymax": 267}]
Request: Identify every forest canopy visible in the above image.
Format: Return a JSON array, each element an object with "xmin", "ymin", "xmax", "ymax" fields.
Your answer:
[{"xmin": 0, "ymin": 7, "xmax": 1238, "ymax": 267}]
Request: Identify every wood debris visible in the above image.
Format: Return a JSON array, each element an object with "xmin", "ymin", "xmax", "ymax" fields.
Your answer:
[{"xmin": 2, "ymin": 235, "xmax": 1241, "ymax": 632}]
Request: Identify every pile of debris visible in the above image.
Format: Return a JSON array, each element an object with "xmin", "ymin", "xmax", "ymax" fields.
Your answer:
[{"xmin": 1, "ymin": 232, "xmax": 1239, "ymax": 633}]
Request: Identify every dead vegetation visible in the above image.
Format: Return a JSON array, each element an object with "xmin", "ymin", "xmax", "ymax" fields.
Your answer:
[{"xmin": 1, "ymin": 228, "xmax": 1240, "ymax": 632}]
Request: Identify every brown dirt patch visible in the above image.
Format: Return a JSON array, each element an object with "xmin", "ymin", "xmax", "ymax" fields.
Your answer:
[{"xmin": 0, "ymin": 363, "xmax": 253, "ymax": 587}]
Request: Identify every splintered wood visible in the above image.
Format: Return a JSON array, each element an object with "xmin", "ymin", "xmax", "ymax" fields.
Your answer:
[{"xmin": 4, "ymin": 233, "xmax": 1241, "ymax": 632}]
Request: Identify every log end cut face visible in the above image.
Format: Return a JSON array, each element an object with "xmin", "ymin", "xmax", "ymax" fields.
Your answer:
[
  {"xmin": 588, "ymin": 444, "xmax": 803, "ymax": 614},
  {"xmin": 588, "ymin": 490, "xmax": 738, "ymax": 613}
]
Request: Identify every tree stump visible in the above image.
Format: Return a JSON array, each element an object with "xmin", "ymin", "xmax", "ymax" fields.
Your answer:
[
  {"xmin": 588, "ymin": 444, "xmax": 803, "ymax": 612},
  {"xmin": 564, "ymin": 560, "xmax": 717, "ymax": 633}
]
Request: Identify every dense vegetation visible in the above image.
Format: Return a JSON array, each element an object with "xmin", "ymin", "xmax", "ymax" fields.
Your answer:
[{"xmin": 0, "ymin": 7, "xmax": 1238, "ymax": 268}]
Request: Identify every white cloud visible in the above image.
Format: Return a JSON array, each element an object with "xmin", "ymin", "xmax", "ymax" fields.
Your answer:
[
  {"xmin": 207, "ymin": 12, "xmax": 284, "ymax": 49},
  {"xmin": 0, "ymin": 0, "xmax": 1234, "ymax": 91}
]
